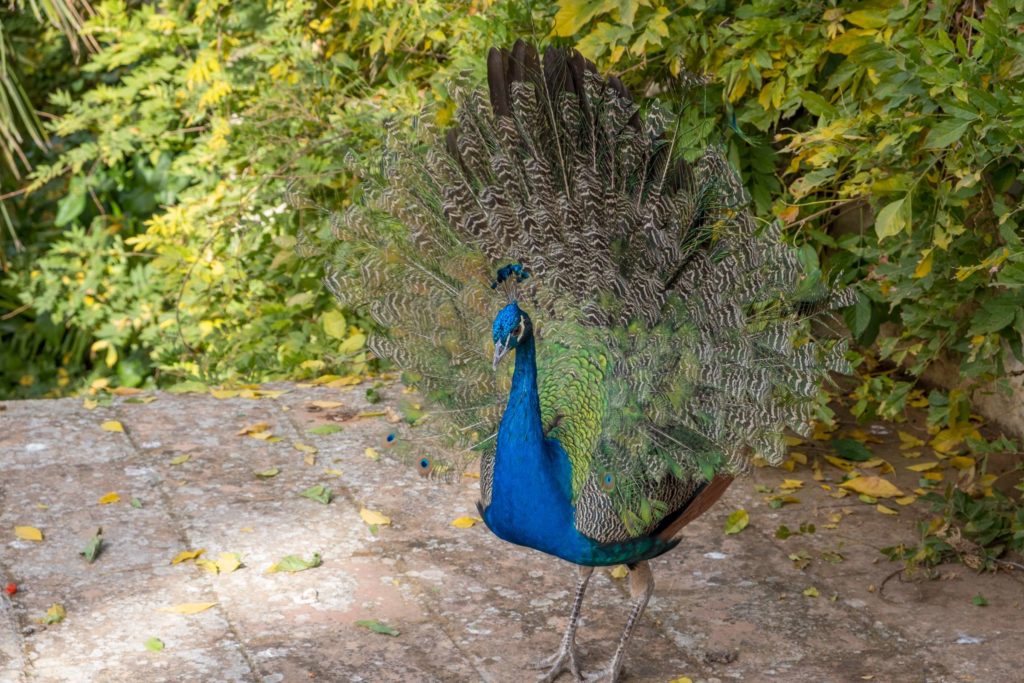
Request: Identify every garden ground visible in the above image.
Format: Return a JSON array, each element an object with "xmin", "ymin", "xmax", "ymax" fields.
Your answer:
[{"xmin": 1, "ymin": 383, "xmax": 1022, "ymax": 682}]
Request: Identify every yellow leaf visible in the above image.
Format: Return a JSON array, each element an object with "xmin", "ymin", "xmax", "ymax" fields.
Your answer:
[
  {"xmin": 840, "ymin": 476, "xmax": 903, "ymax": 498},
  {"xmin": 195, "ymin": 559, "xmax": 219, "ymax": 573},
  {"xmin": 171, "ymin": 549, "xmax": 205, "ymax": 564},
  {"xmin": 158, "ymin": 602, "xmax": 217, "ymax": 615},
  {"xmin": 724, "ymin": 509, "xmax": 749, "ymax": 534},
  {"xmin": 338, "ymin": 333, "xmax": 366, "ymax": 355},
  {"xmin": 326, "ymin": 375, "xmax": 362, "ymax": 387},
  {"xmin": 322, "ymin": 310, "xmax": 348, "ymax": 339},
  {"xmin": 83, "ymin": 399, "xmax": 98, "ymax": 410},
  {"xmin": 923, "ymin": 472, "xmax": 944, "ymax": 481},
  {"xmin": 101, "ymin": 420, "xmax": 124, "ymax": 433},
  {"xmin": 789, "ymin": 451, "xmax": 808, "ymax": 465},
  {"xmin": 779, "ymin": 479, "xmax": 804, "ymax": 490},
  {"xmin": 609, "ymin": 564, "xmax": 629, "ymax": 580},
  {"xmin": 949, "ymin": 456, "xmax": 975, "ymax": 470},
  {"xmin": 894, "ymin": 496, "xmax": 916, "ymax": 506},
  {"xmin": 216, "ymin": 552, "xmax": 241, "ymax": 573},
  {"xmin": 210, "ymin": 389, "xmax": 239, "ymax": 399},
  {"xmin": 364, "ymin": 447, "xmax": 380, "ymax": 461},
  {"xmin": 824, "ymin": 455, "xmax": 855, "ymax": 472},
  {"xmin": 451, "ymin": 516, "xmax": 479, "ymax": 529},
  {"xmin": 42, "ymin": 603, "xmax": 66, "ymax": 624},
  {"xmin": 14, "ymin": 526, "xmax": 43, "ymax": 541},
  {"xmin": 913, "ymin": 249, "xmax": 934, "ymax": 278},
  {"xmin": 304, "ymin": 453, "xmax": 316, "ymax": 466},
  {"xmin": 310, "ymin": 401, "xmax": 344, "ymax": 409},
  {"xmin": 875, "ymin": 504, "xmax": 898, "ymax": 515},
  {"xmin": 169, "ymin": 454, "xmax": 191, "ymax": 466},
  {"xmin": 98, "ymin": 492, "xmax": 120, "ymax": 505},
  {"xmin": 360, "ymin": 508, "xmax": 391, "ymax": 526},
  {"xmin": 668, "ymin": 678, "xmax": 693, "ymax": 683},
  {"xmin": 293, "ymin": 442, "xmax": 318, "ymax": 454},
  {"xmin": 897, "ymin": 431, "xmax": 925, "ymax": 449},
  {"xmin": 907, "ymin": 462, "xmax": 940, "ymax": 472},
  {"xmin": 783, "ymin": 435, "xmax": 804, "ymax": 446},
  {"xmin": 237, "ymin": 422, "xmax": 270, "ymax": 436},
  {"xmin": 803, "ymin": 586, "xmax": 820, "ymax": 597},
  {"xmin": 324, "ymin": 468, "xmax": 343, "ymax": 477},
  {"xmin": 250, "ymin": 431, "xmax": 274, "ymax": 441}
]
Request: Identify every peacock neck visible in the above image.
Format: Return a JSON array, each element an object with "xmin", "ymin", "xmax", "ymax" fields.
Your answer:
[{"xmin": 497, "ymin": 333, "xmax": 545, "ymax": 452}]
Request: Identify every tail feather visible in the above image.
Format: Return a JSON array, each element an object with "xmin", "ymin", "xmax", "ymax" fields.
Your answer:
[{"xmin": 324, "ymin": 42, "xmax": 853, "ymax": 528}]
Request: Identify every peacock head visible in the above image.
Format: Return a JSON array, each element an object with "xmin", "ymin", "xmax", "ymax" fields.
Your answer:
[{"xmin": 491, "ymin": 302, "xmax": 532, "ymax": 370}]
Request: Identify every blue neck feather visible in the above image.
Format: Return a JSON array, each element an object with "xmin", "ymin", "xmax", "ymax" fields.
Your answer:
[{"xmin": 482, "ymin": 330, "xmax": 680, "ymax": 566}]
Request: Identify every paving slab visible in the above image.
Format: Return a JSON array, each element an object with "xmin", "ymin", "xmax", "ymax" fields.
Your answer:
[{"xmin": 1, "ymin": 383, "xmax": 1022, "ymax": 683}]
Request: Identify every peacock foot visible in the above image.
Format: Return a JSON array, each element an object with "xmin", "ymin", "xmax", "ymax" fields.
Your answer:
[
  {"xmin": 581, "ymin": 661, "xmax": 625, "ymax": 683},
  {"xmin": 533, "ymin": 641, "xmax": 584, "ymax": 683}
]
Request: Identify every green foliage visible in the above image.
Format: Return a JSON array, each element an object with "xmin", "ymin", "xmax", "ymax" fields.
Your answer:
[
  {"xmin": 2, "ymin": 0, "xmax": 532, "ymax": 396},
  {"xmin": 549, "ymin": 0, "xmax": 1024, "ymax": 389}
]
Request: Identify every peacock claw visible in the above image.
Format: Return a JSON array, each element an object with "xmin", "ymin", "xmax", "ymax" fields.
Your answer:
[
  {"xmin": 534, "ymin": 643, "xmax": 584, "ymax": 682},
  {"xmin": 582, "ymin": 665, "xmax": 624, "ymax": 683}
]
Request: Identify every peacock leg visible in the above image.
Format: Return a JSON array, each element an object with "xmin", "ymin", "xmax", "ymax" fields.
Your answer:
[
  {"xmin": 584, "ymin": 560, "xmax": 654, "ymax": 683},
  {"xmin": 535, "ymin": 564, "xmax": 594, "ymax": 683}
]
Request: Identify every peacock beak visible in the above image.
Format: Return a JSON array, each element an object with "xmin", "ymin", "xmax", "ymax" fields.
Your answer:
[{"xmin": 492, "ymin": 340, "xmax": 510, "ymax": 370}]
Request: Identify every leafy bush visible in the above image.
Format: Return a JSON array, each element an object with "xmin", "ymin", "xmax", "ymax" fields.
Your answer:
[
  {"xmin": 549, "ymin": 0, "xmax": 1024, "ymax": 395},
  {"xmin": 2, "ymin": 0, "xmax": 531, "ymax": 396}
]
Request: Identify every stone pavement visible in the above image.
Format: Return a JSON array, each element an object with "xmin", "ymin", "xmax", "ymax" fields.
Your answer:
[{"xmin": 1, "ymin": 383, "xmax": 1022, "ymax": 683}]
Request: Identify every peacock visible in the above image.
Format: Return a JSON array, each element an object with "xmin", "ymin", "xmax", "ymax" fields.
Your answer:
[{"xmin": 326, "ymin": 41, "xmax": 852, "ymax": 682}]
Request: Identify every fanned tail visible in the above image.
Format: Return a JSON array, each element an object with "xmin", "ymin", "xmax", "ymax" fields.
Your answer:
[{"xmin": 325, "ymin": 41, "xmax": 853, "ymax": 523}]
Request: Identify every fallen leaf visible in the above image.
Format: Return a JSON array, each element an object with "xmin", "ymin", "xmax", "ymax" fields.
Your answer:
[
  {"xmin": 301, "ymin": 485, "xmax": 332, "ymax": 505},
  {"xmin": 668, "ymin": 678, "xmax": 693, "ymax": 683},
  {"xmin": 250, "ymin": 431, "xmax": 274, "ymax": 441},
  {"xmin": 14, "ymin": 526, "xmax": 43, "ymax": 542},
  {"xmin": 144, "ymin": 637, "xmax": 164, "ymax": 652},
  {"xmin": 824, "ymin": 455, "xmax": 855, "ymax": 472},
  {"xmin": 98, "ymin": 492, "xmax": 120, "ymax": 505},
  {"xmin": 101, "ymin": 420, "xmax": 124, "ymax": 433},
  {"xmin": 323, "ymin": 468, "xmax": 343, "ymax": 477},
  {"xmin": 364, "ymin": 447, "xmax": 380, "ymax": 461},
  {"xmin": 195, "ymin": 559, "xmax": 219, "ymax": 573},
  {"xmin": 949, "ymin": 456, "xmax": 976, "ymax": 470},
  {"xmin": 724, "ymin": 509, "xmax": 749, "ymax": 535},
  {"xmin": 42, "ymin": 603, "xmax": 66, "ymax": 624},
  {"xmin": 788, "ymin": 451, "xmax": 808, "ymax": 465},
  {"xmin": 304, "ymin": 452, "xmax": 317, "ymax": 466},
  {"xmin": 893, "ymin": 496, "xmax": 917, "ymax": 506},
  {"xmin": 897, "ymin": 431, "xmax": 925, "ymax": 449},
  {"xmin": 169, "ymin": 454, "xmax": 191, "ymax": 466},
  {"xmin": 216, "ymin": 552, "xmax": 242, "ymax": 573},
  {"xmin": 130, "ymin": 497, "xmax": 142, "ymax": 509},
  {"xmin": 293, "ymin": 442, "xmax": 318, "ymax": 454},
  {"xmin": 310, "ymin": 400, "xmax": 344, "ymax": 409},
  {"xmin": 355, "ymin": 619, "xmax": 400, "ymax": 636},
  {"xmin": 308, "ymin": 424, "xmax": 343, "ymax": 436},
  {"xmin": 840, "ymin": 476, "xmax": 903, "ymax": 498},
  {"xmin": 789, "ymin": 552, "xmax": 811, "ymax": 570},
  {"xmin": 609, "ymin": 565, "xmax": 629, "ymax": 579},
  {"xmin": 876, "ymin": 504, "xmax": 898, "ymax": 515},
  {"xmin": 237, "ymin": 422, "xmax": 270, "ymax": 436},
  {"xmin": 907, "ymin": 462, "xmax": 941, "ymax": 472},
  {"xmin": 210, "ymin": 389, "xmax": 240, "ymax": 399},
  {"xmin": 450, "ymin": 516, "xmax": 479, "ymax": 529},
  {"xmin": 158, "ymin": 602, "xmax": 217, "ymax": 614},
  {"xmin": 360, "ymin": 508, "xmax": 391, "ymax": 526},
  {"xmin": 833, "ymin": 439, "xmax": 872, "ymax": 461},
  {"xmin": 81, "ymin": 528, "xmax": 103, "ymax": 563},
  {"xmin": 83, "ymin": 399, "xmax": 98, "ymax": 410},
  {"xmin": 326, "ymin": 375, "xmax": 362, "ymax": 387},
  {"xmin": 972, "ymin": 594, "xmax": 988, "ymax": 607},
  {"xmin": 779, "ymin": 479, "xmax": 804, "ymax": 491},
  {"xmin": 171, "ymin": 549, "xmax": 205, "ymax": 565},
  {"xmin": 767, "ymin": 495, "xmax": 801, "ymax": 508},
  {"xmin": 803, "ymin": 586, "xmax": 819, "ymax": 597},
  {"xmin": 254, "ymin": 467, "xmax": 280, "ymax": 478},
  {"xmin": 267, "ymin": 553, "xmax": 322, "ymax": 573}
]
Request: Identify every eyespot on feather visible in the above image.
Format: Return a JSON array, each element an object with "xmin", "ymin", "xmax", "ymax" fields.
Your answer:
[
  {"xmin": 382, "ymin": 432, "xmax": 398, "ymax": 448},
  {"xmin": 418, "ymin": 456, "xmax": 432, "ymax": 477},
  {"xmin": 600, "ymin": 471, "xmax": 615, "ymax": 492}
]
